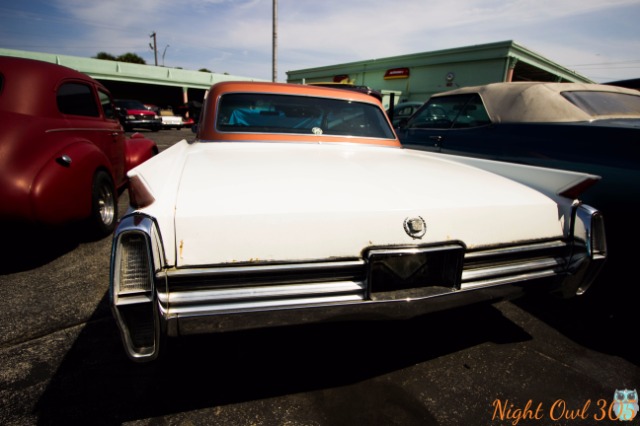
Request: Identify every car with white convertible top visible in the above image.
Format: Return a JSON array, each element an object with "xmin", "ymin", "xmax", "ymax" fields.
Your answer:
[
  {"xmin": 396, "ymin": 82, "xmax": 640, "ymax": 318},
  {"xmin": 110, "ymin": 81, "xmax": 606, "ymax": 362}
]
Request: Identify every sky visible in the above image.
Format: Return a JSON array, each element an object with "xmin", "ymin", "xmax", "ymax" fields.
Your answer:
[{"xmin": 1, "ymin": 0, "xmax": 639, "ymax": 84}]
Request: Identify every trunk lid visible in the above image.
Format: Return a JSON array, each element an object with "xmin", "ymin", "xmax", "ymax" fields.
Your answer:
[{"xmin": 171, "ymin": 143, "xmax": 563, "ymax": 267}]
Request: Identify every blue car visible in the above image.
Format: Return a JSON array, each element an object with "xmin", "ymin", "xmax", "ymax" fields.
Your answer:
[{"xmin": 397, "ymin": 81, "xmax": 640, "ymax": 316}]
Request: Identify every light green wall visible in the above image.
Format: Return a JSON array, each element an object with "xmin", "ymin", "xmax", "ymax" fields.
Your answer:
[{"xmin": 287, "ymin": 41, "xmax": 593, "ymax": 107}]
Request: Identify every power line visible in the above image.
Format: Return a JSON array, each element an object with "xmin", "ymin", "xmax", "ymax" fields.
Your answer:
[{"xmin": 569, "ymin": 59, "xmax": 640, "ymax": 67}]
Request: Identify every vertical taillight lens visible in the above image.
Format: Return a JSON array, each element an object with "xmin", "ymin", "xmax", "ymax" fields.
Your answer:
[{"xmin": 117, "ymin": 232, "xmax": 153, "ymax": 294}]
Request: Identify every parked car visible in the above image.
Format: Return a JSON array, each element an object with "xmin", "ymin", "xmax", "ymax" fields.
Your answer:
[
  {"xmin": 110, "ymin": 81, "xmax": 606, "ymax": 361},
  {"xmin": 159, "ymin": 107, "xmax": 184, "ymax": 129},
  {"xmin": 143, "ymin": 103, "xmax": 160, "ymax": 114},
  {"xmin": 396, "ymin": 82, "xmax": 640, "ymax": 212},
  {"xmin": 396, "ymin": 82, "xmax": 639, "ymax": 288},
  {"xmin": 386, "ymin": 101, "xmax": 424, "ymax": 127},
  {"xmin": 114, "ymin": 99, "xmax": 162, "ymax": 132},
  {"xmin": 0, "ymin": 56, "xmax": 158, "ymax": 236}
]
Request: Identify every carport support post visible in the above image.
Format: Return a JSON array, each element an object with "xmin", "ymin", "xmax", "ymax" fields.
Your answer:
[
  {"xmin": 505, "ymin": 57, "xmax": 518, "ymax": 82},
  {"xmin": 183, "ymin": 87, "xmax": 189, "ymax": 118}
]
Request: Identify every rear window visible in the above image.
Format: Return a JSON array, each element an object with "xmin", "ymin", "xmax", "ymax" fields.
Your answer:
[
  {"xmin": 562, "ymin": 91, "xmax": 640, "ymax": 117},
  {"xmin": 57, "ymin": 83, "xmax": 99, "ymax": 117},
  {"xmin": 115, "ymin": 99, "xmax": 147, "ymax": 110},
  {"xmin": 216, "ymin": 93, "xmax": 395, "ymax": 139}
]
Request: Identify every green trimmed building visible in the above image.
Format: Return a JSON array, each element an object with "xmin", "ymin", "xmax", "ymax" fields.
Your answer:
[
  {"xmin": 286, "ymin": 40, "xmax": 594, "ymax": 109},
  {"xmin": 2, "ymin": 40, "xmax": 594, "ymax": 111}
]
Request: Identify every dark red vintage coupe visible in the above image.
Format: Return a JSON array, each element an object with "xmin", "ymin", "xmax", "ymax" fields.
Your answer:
[{"xmin": 0, "ymin": 56, "xmax": 158, "ymax": 236}]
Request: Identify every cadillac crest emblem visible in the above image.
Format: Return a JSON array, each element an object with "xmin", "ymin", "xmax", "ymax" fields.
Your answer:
[{"xmin": 404, "ymin": 216, "xmax": 426, "ymax": 239}]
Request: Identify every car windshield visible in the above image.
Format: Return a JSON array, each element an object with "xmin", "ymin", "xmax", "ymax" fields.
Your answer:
[
  {"xmin": 562, "ymin": 91, "xmax": 640, "ymax": 118},
  {"xmin": 216, "ymin": 93, "xmax": 396, "ymax": 139},
  {"xmin": 405, "ymin": 94, "xmax": 492, "ymax": 129}
]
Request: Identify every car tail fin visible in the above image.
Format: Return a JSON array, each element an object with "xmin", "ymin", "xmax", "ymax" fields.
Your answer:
[
  {"xmin": 558, "ymin": 177, "xmax": 600, "ymax": 200},
  {"xmin": 425, "ymin": 152, "xmax": 601, "ymax": 200}
]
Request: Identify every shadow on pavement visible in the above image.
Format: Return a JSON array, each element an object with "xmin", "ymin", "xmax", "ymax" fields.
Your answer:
[
  {"xmin": 0, "ymin": 223, "xmax": 92, "ymax": 274},
  {"xmin": 514, "ymin": 247, "xmax": 637, "ymax": 370},
  {"xmin": 0, "ymin": 191, "xmax": 130, "ymax": 275},
  {"xmin": 35, "ymin": 297, "xmax": 531, "ymax": 425}
]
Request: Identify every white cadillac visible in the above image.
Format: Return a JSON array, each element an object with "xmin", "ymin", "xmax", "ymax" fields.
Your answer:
[{"xmin": 110, "ymin": 81, "xmax": 606, "ymax": 361}]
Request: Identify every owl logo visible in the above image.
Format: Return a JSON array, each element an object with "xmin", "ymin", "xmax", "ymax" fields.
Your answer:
[{"xmin": 613, "ymin": 389, "xmax": 638, "ymax": 421}]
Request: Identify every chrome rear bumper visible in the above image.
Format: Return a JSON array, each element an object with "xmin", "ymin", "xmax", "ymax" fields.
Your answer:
[{"xmin": 110, "ymin": 203, "xmax": 606, "ymax": 362}]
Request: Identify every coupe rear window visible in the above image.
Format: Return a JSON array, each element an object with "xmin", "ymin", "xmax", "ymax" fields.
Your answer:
[
  {"xmin": 562, "ymin": 91, "xmax": 640, "ymax": 118},
  {"xmin": 57, "ymin": 83, "xmax": 99, "ymax": 117},
  {"xmin": 216, "ymin": 93, "xmax": 396, "ymax": 139}
]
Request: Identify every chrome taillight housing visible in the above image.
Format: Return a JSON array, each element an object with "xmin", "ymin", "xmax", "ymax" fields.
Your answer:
[
  {"xmin": 587, "ymin": 211, "xmax": 606, "ymax": 261},
  {"xmin": 110, "ymin": 225, "xmax": 159, "ymax": 361},
  {"xmin": 575, "ymin": 204, "xmax": 607, "ymax": 261},
  {"xmin": 567, "ymin": 203, "xmax": 607, "ymax": 296}
]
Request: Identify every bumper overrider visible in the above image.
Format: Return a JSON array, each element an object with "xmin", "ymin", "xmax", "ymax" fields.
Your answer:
[{"xmin": 109, "ymin": 204, "xmax": 606, "ymax": 362}]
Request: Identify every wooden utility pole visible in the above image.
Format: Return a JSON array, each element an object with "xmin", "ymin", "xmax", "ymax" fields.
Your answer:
[
  {"xmin": 272, "ymin": 0, "xmax": 277, "ymax": 82},
  {"xmin": 150, "ymin": 31, "xmax": 158, "ymax": 66}
]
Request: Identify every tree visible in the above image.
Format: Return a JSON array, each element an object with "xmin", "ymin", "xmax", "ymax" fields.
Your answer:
[
  {"xmin": 116, "ymin": 53, "xmax": 146, "ymax": 64},
  {"xmin": 94, "ymin": 52, "xmax": 116, "ymax": 61},
  {"xmin": 199, "ymin": 68, "xmax": 212, "ymax": 73},
  {"xmin": 93, "ymin": 52, "xmax": 146, "ymax": 64}
]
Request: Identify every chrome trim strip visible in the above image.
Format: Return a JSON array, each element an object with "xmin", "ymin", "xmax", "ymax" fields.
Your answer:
[
  {"xmin": 462, "ymin": 258, "xmax": 564, "ymax": 282},
  {"xmin": 164, "ymin": 259, "xmax": 366, "ymax": 278},
  {"xmin": 367, "ymin": 244, "xmax": 464, "ymax": 257},
  {"xmin": 461, "ymin": 270, "xmax": 558, "ymax": 290},
  {"xmin": 170, "ymin": 279, "xmax": 555, "ymax": 336},
  {"xmin": 45, "ymin": 127, "xmax": 122, "ymax": 133},
  {"xmin": 174, "ymin": 295, "xmax": 364, "ymax": 317},
  {"xmin": 464, "ymin": 240, "xmax": 566, "ymax": 259},
  {"xmin": 166, "ymin": 280, "xmax": 366, "ymax": 304}
]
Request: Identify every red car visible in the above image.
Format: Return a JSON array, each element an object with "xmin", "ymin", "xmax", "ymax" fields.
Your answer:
[{"xmin": 0, "ymin": 56, "xmax": 158, "ymax": 236}]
